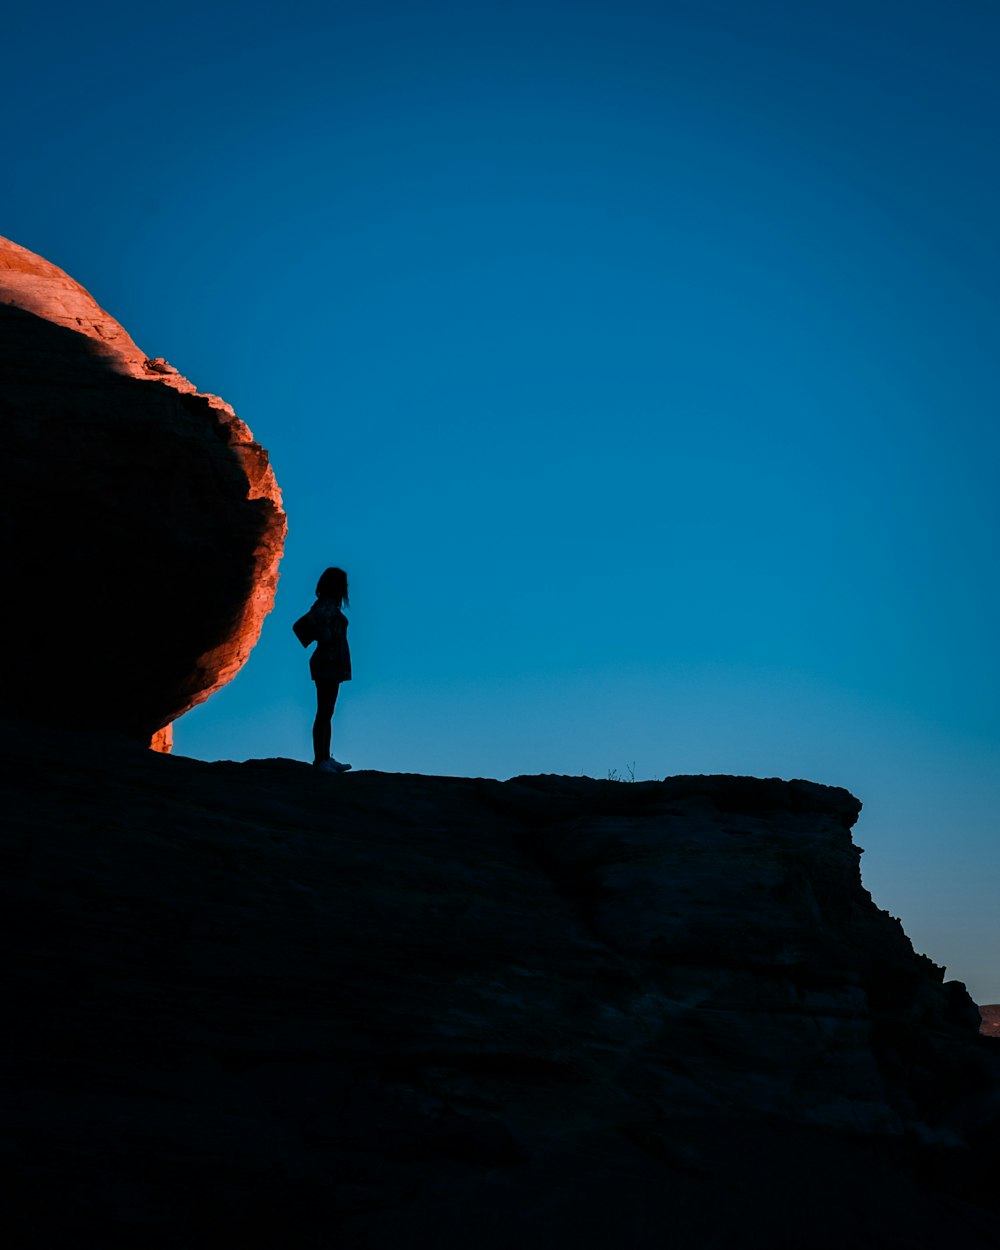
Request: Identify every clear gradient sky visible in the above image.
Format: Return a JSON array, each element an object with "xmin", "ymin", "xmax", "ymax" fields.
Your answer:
[{"xmin": 6, "ymin": 0, "xmax": 998, "ymax": 1000}]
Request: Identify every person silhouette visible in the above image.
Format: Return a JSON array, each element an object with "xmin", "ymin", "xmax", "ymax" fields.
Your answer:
[{"xmin": 293, "ymin": 567, "xmax": 352, "ymax": 772}]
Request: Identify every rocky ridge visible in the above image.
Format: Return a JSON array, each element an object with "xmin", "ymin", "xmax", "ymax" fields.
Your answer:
[{"xmin": 4, "ymin": 720, "xmax": 999, "ymax": 1248}]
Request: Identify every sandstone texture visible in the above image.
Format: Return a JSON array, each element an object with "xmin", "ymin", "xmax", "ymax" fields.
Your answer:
[
  {"xmin": 3, "ymin": 720, "xmax": 999, "ymax": 1249},
  {"xmin": 0, "ymin": 236, "xmax": 285, "ymax": 749}
]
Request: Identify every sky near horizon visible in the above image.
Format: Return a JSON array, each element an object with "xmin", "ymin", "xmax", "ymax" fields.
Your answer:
[{"xmin": 5, "ymin": 0, "xmax": 999, "ymax": 1000}]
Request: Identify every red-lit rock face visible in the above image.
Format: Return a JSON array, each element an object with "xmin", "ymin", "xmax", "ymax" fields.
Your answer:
[{"xmin": 0, "ymin": 236, "xmax": 286, "ymax": 749}]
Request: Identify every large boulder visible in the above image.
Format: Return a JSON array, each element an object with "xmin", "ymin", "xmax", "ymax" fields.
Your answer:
[{"xmin": 0, "ymin": 236, "xmax": 285, "ymax": 748}]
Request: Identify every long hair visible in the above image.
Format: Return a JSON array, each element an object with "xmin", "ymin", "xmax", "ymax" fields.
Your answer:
[{"xmin": 316, "ymin": 566, "xmax": 349, "ymax": 607}]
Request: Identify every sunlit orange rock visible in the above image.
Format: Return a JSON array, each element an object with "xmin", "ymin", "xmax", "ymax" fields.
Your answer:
[{"xmin": 0, "ymin": 235, "xmax": 286, "ymax": 749}]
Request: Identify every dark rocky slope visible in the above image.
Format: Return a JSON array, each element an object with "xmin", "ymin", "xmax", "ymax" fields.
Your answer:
[{"xmin": 3, "ymin": 720, "xmax": 999, "ymax": 1249}]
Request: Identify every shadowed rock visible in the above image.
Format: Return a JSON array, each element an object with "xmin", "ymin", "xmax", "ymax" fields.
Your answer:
[
  {"xmin": 0, "ymin": 236, "xmax": 285, "ymax": 749},
  {"xmin": 3, "ymin": 721, "xmax": 999, "ymax": 1249}
]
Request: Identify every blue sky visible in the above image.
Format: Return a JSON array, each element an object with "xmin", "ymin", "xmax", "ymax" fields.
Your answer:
[{"xmin": 6, "ymin": 0, "xmax": 998, "ymax": 1000}]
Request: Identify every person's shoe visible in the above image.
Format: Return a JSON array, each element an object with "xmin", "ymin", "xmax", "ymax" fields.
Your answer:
[{"xmin": 314, "ymin": 758, "xmax": 351, "ymax": 773}]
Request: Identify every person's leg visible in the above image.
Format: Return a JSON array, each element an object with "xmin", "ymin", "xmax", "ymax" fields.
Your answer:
[{"xmin": 312, "ymin": 680, "xmax": 340, "ymax": 763}]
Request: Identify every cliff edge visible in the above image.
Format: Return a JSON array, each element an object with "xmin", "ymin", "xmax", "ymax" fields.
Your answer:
[{"xmin": 4, "ymin": 720, "xmax": 999, "ymax": 1248}]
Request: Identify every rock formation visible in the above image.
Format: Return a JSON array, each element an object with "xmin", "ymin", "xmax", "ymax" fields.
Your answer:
[
  {"xmin": 0, "ymin": 236, "xmax": 285, "ymax": 749},
  {"xmin": 4, "ymin": 719, "xmax": 999, "ymax": 1249}
]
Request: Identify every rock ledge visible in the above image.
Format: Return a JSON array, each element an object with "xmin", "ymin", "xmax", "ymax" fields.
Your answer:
[{"xmin": 4, "ymin": 722, "xmax": 999, "ymax": 1248}]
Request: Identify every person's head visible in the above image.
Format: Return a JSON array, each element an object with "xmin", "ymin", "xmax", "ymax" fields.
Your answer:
[{"xmin": 316, "ymin": 566, "xmax": 349, "ymax": 607}]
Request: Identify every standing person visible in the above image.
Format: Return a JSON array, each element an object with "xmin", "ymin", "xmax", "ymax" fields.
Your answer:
[{"xmin": 293, "ymin": 567, "xmax": 352, "ymax": 773}]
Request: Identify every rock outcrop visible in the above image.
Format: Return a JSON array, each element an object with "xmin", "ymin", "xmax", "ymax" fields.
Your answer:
[
  {"xmin": 0, "ymin": 236, "xmax": 285, "ymax": 749},
  {"xmin": 4, "ymin": 720, "xmax": 999, "ymax": 1249}
]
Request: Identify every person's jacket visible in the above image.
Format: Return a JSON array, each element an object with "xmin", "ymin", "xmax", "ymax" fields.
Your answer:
[{"xmin": 293, "ymin": 598, "xmax": 352, "ymax": 683}]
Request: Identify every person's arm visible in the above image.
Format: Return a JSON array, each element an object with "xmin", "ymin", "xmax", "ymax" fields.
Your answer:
[{"xmin": 292, "ymin": 610, "xmax": 316, "ymax": 647}]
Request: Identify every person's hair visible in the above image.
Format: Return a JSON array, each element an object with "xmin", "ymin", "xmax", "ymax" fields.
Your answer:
[{"xmin": 316, "ymin": 567, "xmax": 349, "ymax": 607}]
